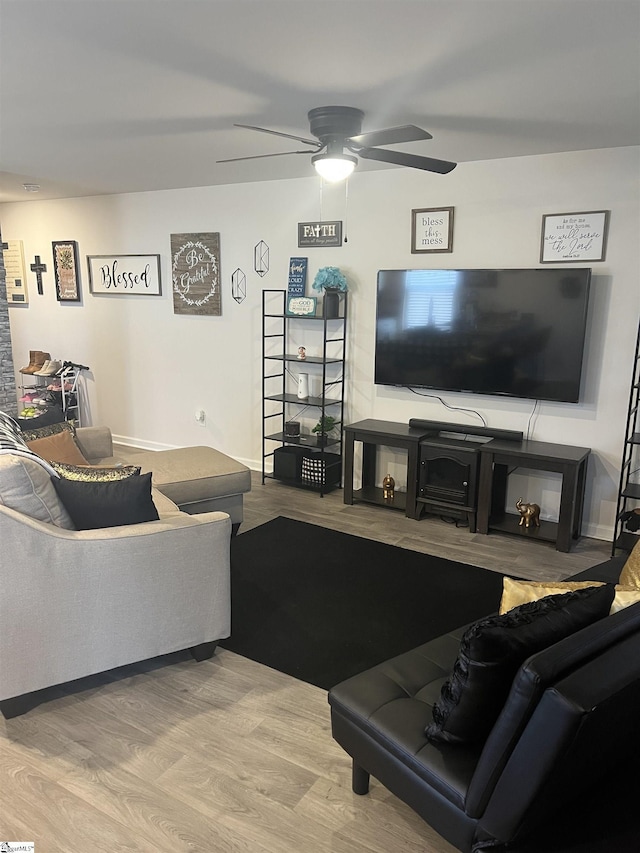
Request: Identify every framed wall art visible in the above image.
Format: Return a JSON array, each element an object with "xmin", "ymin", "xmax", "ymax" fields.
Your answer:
[
  {"xmin": 2, "ymin": 239, "xmax": 29, "ymax": 304},
  {"xmin": 87, "ymin": 254, "xmax": 162, "ymax": 295},
  {"xmin": 287, "ymin": 295, "xmax": 317, "ymax": 317},
  {"xmin": 411, "ymin": 207, "xmax": 454, "ymax": 253},
  {"xmin": 540, "ymin": 210, "xmax": 610, "ymax": 263},
  {"xmin": 171, "ymin": 232, "xmax": 221, "ymax": 316},
  {"xmin": 52, "ymin": 240, "xmax": 81, "ymax": 302}
]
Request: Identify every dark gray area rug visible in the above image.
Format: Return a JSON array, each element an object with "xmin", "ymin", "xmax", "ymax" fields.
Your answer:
[{"xmin": 223, "ymin": 516, "xmax": 505, "ymax": 689}]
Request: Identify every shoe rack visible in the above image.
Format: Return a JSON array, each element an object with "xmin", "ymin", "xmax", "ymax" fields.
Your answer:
[{"xmin": 19, "ymin": 353, "xmax": 88, "ymax": 425}]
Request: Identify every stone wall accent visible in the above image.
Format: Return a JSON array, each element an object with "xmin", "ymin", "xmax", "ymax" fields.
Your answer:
[{"xmin": 0, "ymin": 229, "xmax": 18, "ymax": 413}]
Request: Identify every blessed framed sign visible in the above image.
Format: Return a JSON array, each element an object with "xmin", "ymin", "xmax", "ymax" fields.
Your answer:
[{"xmin": 87, "ymin": 254, "xmax": 162, "ymax": 295}]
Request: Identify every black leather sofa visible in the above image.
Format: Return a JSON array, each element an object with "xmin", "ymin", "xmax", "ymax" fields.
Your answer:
[{"xmin": 328, "ymin": 555, "xmax": 640, "ymax": 852}]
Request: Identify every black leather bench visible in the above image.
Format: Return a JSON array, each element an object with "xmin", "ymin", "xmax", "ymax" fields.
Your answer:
[{"xmin": 328, "ymin": 555, "xmax": 640, "ymax": 851}]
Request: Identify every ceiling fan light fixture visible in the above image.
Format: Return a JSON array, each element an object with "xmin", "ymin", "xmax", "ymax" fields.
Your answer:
[{"xmin": 312, "ymin": 152, "xmax": 357, "ymax": 182}]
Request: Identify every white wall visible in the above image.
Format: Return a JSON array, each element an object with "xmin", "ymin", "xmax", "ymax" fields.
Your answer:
[{"xmin": 1, "ymin": 146, "xmax": 638, "ymax": 540}]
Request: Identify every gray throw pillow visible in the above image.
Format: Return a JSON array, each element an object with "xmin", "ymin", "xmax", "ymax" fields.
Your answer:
[{"xmin": 0, "ymin": 454, "xmax": 75, "ymax": 528}]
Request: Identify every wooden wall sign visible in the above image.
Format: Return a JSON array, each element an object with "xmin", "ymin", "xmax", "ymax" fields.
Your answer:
[
  {"xmin": 171, "ymin": 232, "xmax": 222, "ymax": 316},
  {"xmin": 298, "ymin": 221, "xmax": 342, "ymax": 247}
]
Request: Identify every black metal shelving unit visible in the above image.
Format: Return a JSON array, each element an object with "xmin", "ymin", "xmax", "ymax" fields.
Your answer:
[
  {"xmin": 612, "ymin": 318, "xmax": 640, "ymax": 554},
  {"xmin": 261, "ymin": 289, "xmax": 347, "ymax": 496}
]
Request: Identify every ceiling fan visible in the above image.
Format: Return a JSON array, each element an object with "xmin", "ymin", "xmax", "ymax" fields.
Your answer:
[{"xmin": 217, "ymin": 106, "xmax": 457, "ymax": 181}]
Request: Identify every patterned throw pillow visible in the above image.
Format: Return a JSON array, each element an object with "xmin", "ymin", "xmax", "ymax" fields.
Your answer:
[
  {"xmin": 20, "ymin": 419, "xmax": 76, "ymax": 443},
  {"xmin": 50, "ymin": 461, "xmax": 142, "ymax": 482}
]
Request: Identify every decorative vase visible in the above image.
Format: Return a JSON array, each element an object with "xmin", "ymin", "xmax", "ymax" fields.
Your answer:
[{"xmin": 323, "ymin": 288, "xmax": 340, "ymax": 319}]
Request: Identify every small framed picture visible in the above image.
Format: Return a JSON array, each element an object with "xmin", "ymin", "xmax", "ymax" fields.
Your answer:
[
  {"xmin": 287, "ymin": 295, "xmax": 317, "ymax": 316},
  {"xmin": 411, "ymin": 207, "xmax": 454, "ymax": 254},
  {"xmin": 52, "ymin": 240, "xmax": 81, "ymax": 302},
  {"xmin": 540, "ymin": 210, "xmax": 610, "ymax": 263}
]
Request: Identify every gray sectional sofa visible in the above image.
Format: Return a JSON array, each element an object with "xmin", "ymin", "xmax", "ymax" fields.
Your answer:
[{"xmin": 0, "ymin": 423, "xmax": 251, "ymax": 717}]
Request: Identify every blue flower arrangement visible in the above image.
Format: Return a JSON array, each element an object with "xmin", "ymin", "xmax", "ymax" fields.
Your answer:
[{"xmin": 312, "ymin": 266, "xmax": 348, "ymax": 292}]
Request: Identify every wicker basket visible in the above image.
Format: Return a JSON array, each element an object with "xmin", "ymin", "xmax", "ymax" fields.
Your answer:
[{"xmin": 300, "ymin": 453, "xmax": 342, "ymax": 489}]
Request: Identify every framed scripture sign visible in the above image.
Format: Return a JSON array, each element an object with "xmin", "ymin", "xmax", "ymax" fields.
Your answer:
[
  {"xmin": 540, "ymin": 210, "xmax": 610, "ymax": 263},
  {"xmin": 287, "ymin": 295, "xmax": 317, "ymax": 317},
  {"xmin": 411, "ymin": 207, "xmax": 454, "ymax": 253},
  {"xmin": 52, "ymin": 240, "xmax": 81, "ymax": 301},
  {"xmin": 3, "ymin": 239, "xmax": 29, "ymax": 304},
  {"xmin": 288, "ymin": 257, "xmax": 308, "ymax": 296},
  {"xmin": 88, "ymin": 254, "xmax": 162, "ymax": 295}
]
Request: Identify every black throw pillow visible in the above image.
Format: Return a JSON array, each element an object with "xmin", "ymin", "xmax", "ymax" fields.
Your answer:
[
  {"xmin": 52, "ymin": 471, "xmax": 159, "ymax": 530},
  {"xmin": 425, "ymin": 584, "xmax": 615, "ymax": 746}
]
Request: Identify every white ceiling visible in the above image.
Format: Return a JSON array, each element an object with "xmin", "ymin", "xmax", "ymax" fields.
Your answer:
[{"xmin": 1, "ymin": 0, "xmax": 639, "ymax": 203}]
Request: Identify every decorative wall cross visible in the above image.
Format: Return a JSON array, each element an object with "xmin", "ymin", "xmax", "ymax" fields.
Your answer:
[{"xmin": 30, "ymin": 255, "xmax": 47, "ymax": 294}]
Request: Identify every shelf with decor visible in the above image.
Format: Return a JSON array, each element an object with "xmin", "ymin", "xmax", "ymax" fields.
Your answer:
[
  {"xmin": 612, "ymin": 319, "xmax": 640, "ymax": 554},
  {"xmin": 261, "ymin": 288, "xmax": 347, "ymax": 496}
]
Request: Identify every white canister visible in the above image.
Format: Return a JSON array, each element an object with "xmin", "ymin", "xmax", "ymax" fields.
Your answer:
[{"xmin": 297, "ymin": 373, "xmax": 309, "ymax": 399}]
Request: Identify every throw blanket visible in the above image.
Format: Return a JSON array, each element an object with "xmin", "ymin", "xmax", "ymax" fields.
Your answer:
[{"xmin": 0, "ymin": 411, "xmax": 58, "ymax": 476}]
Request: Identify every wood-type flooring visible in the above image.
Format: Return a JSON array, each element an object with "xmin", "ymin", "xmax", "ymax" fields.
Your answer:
[{"xmin": 1, "ymin": 472, "xmax": 612, "ymax": 852}]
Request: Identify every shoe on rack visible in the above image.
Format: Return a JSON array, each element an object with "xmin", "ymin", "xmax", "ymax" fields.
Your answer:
[
  {"xmin": 34, "ymin": 360, "xmax": 52, "ymax": 376},
  {"xmin": 20, "ymin": 350, "xmax": 37, "ymax": 374},
  {"xmin": 39, "ymin": 359, "xmax": 61, "ymax": 376},
  {"xmin": 26, "ymin": 351, "xmax": 50, "ymax": 374}
]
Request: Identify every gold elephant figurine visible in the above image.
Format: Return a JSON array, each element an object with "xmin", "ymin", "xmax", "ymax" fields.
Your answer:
[
  {"xmin": 516, "ymin": 497, "xmax": 541, "ymax": 528},
  {"xmin": 382, "ymin": 474, "xmax": 395, "ymax": 501}
]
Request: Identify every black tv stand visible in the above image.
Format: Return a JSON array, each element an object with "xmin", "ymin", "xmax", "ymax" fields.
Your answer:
[
  {"xmin": 344, "ymin": 419, "xmax": 590, "ymax": 551},
  {"xmin": 408, "ymin": 419, "xmax": 523, "ymax": 442}
]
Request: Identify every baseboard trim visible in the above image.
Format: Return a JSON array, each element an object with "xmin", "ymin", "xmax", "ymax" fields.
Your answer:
[
  {"xmin": 112, "ymin": 436, "xmax": 256, "ymax": 473},
  {"xmin": 112, "ymin": 434, "xmax": 180, "ymax": 452}
]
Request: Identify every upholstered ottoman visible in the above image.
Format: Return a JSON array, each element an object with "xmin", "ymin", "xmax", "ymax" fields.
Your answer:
[
  {"xmin": 124, "ymin": 445, "xmax": 251, "ymax": 526},
  {"xmin": 75, "ymin": 427, "xmax": 251, "ymax": 534}
]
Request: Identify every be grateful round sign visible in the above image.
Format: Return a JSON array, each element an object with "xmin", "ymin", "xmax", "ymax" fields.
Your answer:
[{"xmin": 171, "ymin": 233, "xmax": 221, "ymax": 315}]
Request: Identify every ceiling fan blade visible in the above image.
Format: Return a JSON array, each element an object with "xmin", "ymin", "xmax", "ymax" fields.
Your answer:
[
  {"xmin": 217, "ymin": 150, "xmax": 314, "ymax": 163},
  {"xmin": 349, "ymin": 124, "xmax": 432, "ymax": 148},
  {"xmin": 234, "ymin": 123, "xmax": 321, "ymax": 148},
  {"xmin": 358, "ymin": 146, "xmax": 457, "ymax": 174}
]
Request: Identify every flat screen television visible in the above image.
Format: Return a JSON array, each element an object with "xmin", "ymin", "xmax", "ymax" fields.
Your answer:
[{"xmin": 374, "ymin": 268, "xmax": 591, "ymax": 403}]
